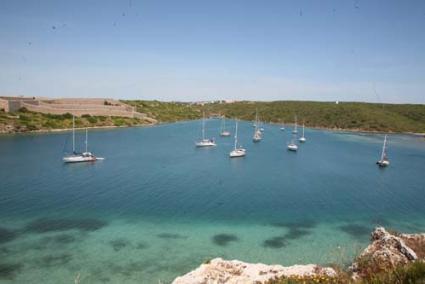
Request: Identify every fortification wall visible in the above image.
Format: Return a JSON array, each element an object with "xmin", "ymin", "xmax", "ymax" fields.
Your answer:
[
  {"xmin": 21, "ymin": 101, "xmax": 142, "ymax": 118},
  {"xmin": 0, "ymin": 97, "xmax": 146, "ymax": 119},
  {"xmin": 0, "ymin": 98, "xmax": 9, "ymax": 112}
]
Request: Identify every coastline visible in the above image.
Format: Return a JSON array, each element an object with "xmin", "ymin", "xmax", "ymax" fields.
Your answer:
[
  {"xmin": 0, "ymin": 123, "xmax": 154, "ymax": 135},
  {"xmin": 1, "ymin": 120, "xmax": 424, "ymax": 137}
]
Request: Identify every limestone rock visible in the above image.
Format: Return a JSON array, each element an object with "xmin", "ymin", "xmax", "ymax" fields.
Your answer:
[{"xmin": 172, "ymin": 258, "xmax": 336, "ymax": 284}]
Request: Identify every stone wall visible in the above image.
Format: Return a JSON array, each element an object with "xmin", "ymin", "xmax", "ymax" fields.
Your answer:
[
  {"xmin": 21, "ymin": 101, "xmax": 142, "ymax": 118},
  {"xmin": 0, "ymin": 96, "xmax": 146, "ymax": 119},
  {"xmin": 0, "ymin": 98, "xmax": 9, "ymax": 112}
]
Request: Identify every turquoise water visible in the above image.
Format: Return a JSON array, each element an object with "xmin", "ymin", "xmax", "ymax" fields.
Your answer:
[{"xmin": 0, "ymin": 120, "xmax": 424, "ymax": 283}]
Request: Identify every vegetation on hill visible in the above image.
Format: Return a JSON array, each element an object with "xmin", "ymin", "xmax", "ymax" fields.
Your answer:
[
  {"xmin": 125, "ymin": 100, "xmax": 425, "ymax": 133},
  {"xmin": 124, "ymin": 100, "xmax": 200, "ymax": 122},
  {"xmin": 0, "ymin": 108, "xmax": 148, "ymax": 133},
  {"xmin": 1, "ymin": 101, "xmax": 425, "ymax": 133},
  {"xmin": 202, "ymin": 101, "xmax": 425, "ymax": 133}
]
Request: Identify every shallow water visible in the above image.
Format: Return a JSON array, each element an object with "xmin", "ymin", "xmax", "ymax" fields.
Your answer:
[{"xmin": 0, "ymin": 120, "xmax": 424, "ymax": 283}]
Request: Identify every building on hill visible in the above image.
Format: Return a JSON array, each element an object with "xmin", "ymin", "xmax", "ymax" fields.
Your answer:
[{"xmin": 0, "ymin": 96, "xmax": 146, "ymax": 119}]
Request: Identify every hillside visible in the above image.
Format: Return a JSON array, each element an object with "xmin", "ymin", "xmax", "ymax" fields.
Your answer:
[
  {"xmin": 1, "ymin": 101, "xmax": 425, "ymax": 134},
  {"xmin": 125, "ymin": 100, "xmax": 425, "ymax": 133},
  {"xmin": 0, "ymin": 108, "xmax": 153, "ymax": 133}
]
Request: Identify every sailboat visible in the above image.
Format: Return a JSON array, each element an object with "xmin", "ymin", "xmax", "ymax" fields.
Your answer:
[
  {"xmin": 220, "ymin": 116, "xmax": 231, "ymax": 137},
  {"xmin": 376, "ymin": 135, "xmax": 390, "ymax": 167},
  {"xmin": 252, "ymin": 109, "xmax": 262, "ymax": 142},
  {"xmin": 299, "ymin": 123, "xmax": 306, "ymax": 143},
  {"xmin": 287, "ymin": 133, "xmax": 298, "ymax": 151},
  {"xmin": 292, "ymin": 115, "xmax": 298, "ymax": 134},
  {"xmin": 63, "ymin": 116, "xmax": 103, "ymax": 163},
  {"xmin": 229, "ymin": 120, "xmax": 246, "ymax": 158},
  {"xmin": 280, "ymin": 120, "xmax": 285, "ymax": 131},
  {"xmin": 195, "ymin": 112, "xmax": 216, "ymax": 147}
]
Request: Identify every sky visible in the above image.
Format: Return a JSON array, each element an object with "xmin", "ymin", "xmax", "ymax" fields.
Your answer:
[{"xmin": 0, "ymin": 0, "xmax": 424, "ymax": 103}]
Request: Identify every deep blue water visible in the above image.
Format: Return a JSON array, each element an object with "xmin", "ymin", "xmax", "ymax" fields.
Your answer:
[{"xmin": 0, "ymin": 120, "xmax": 424, "ymax": 283}]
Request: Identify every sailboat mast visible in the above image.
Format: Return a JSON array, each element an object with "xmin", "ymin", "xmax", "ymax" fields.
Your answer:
[
  {"xmin": 202, "ymin": 112, "xmax": 205, "ymax": 140},
  {"xmin": 234, "ymin": 120, "xmax": 238, "ymax": 150},
  {"xmin": 85, "ymin": 128, "xmax": 88, "ymax": 153},
  {"xmin": 302, "ymin": 123, "xmax": 305, "ymax": 137},
  {"xmin": 381, "ymin": 135, "xmax": 387, "ymax": 161},
  {"xmin": 295, "ymin": 115, "xmax": 298, "ymax": 131},
  {"xmin": 72, "ymin": 115, "xmax": 75, "ymax": 153}
]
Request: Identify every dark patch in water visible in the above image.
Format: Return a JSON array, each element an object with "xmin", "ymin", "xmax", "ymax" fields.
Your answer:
[
  {"xmin": 41, "ymin": 253, "xmax": 72, "ymax": 267},
  {"xmin": 0, "ymin": 262, "xmax": 22, "ymax": 280},
  {"xmin": 136, "ymin": 242, "xmax": 148, "ymax": 249},
  {"xmin": 339, "ymin": 224, "xmax": 371, "ymax": 238},
  {"xmin": 52, "ymin": 234, "xmax": 76, "ymax": 244},
  {"xmin": 284, "ymin": 228, "xmax": 311, "ymax": 240},
  {"xmin": 0, "ymin": 227, "xmax": 17, "ymax": 244},
  {"xmin": 212, "ymin": 234, "xmax": 239, "ymax": 246},
  {"xmin": 0, "ymin": 247, "xmax": 10, "ymax": 256},
  {"xmin": 110, "ymin": 239, "xmax": 130, "ymax": 252},
  {"xmin": 24, "ymin": 218, "xmax": 107, "ymax": 233},
  {"xmin": 40, "ymin": 234, "xmax": 76, "ymax": 246},
  {"xmin": 157, "ymin": 233, "xmax": 187, "ymax": 239},
  {"xmin": 262, "ymin": 236, "xmax": 288, "ymax": 248},
  {"xmin": 33, "ymin": 233, "xmax": 78, "ymax": 250},
  {"xmin": 269, "ymin": 220, "xmax": 314, "ymax": 242}
]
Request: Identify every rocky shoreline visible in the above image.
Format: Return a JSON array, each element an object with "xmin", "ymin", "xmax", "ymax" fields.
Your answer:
[{"xmin": 172, "ymin": 227, "xmax": 425, "ymax": 283}]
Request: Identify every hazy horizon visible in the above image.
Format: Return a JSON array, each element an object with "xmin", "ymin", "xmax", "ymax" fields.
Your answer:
[{"xmin": 1, "ymin": 0, "xmax": 424, "ymax": 104}]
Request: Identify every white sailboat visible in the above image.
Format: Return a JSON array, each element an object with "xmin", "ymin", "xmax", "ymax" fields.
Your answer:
[
  {"xmin": 376, "ymin": 135, "xmax": 390, "ymax": 167},
  {"xmin": 252, "ymin": 110, "xmax": 262, "ymax": 142},
  {"xmin": 287, "ymin": 133, "xmax": 298, "ymax": 151},
  {"xmin": 220, "ymin": 116, "xmax": 231, "ymax": 137},
  {"xmin": 259, "ymin": 121, "xmax": 265, "ymax": 132},
  {"xmin": 195, "ymin": 112, "xmax": 216, "ymax": 147},
  {"xmin": 280, "ymin": 120, "xmax": 285, "ymax": 131},
  {"xmin": 299, "ymin": 123, "xmax": 306, "ymax": 143},
  {"xmin": 229, "ymin": 120, "xmax": 246, "ymax": 158},
  {"xmin": 63, "ymin": 116, "xmax": 103, "ymax": 163},
  {"xmin": 292, "ymin": 115, "xmax": 298, "ymax": 134}
]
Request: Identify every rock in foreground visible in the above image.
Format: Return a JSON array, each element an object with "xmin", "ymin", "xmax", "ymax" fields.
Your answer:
[
  {"xmin": 350, "ymin": 227, "xmax": 425, "ymax": 278},
  {"xmin": 172, "ymin": 258, "xmax": 336, "ymax": 284}
]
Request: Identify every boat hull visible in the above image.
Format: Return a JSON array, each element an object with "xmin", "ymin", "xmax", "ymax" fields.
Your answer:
[
  {"xmin": 229, "ymin": 149, "xmax": 246, "ymax": 158},
  {"xmin": 287, "ymin": 144, "xmax": 298, "ymax": 151},
  {"xmin": 63, "ymin": 156, "xmax": 97, "ymax": 163},
  {"xmin": 195, "ymin": 140, "xmax": 216, "ymax": 147},
  {"xmin": 377, "ymin": 160, "xmax": 390, "ymax": 167},
  {"xmin": 220, "ymin": 132, "xmax": 231, "ymax": 137}
]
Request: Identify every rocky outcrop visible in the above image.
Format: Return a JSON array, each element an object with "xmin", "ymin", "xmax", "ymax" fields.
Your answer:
[
  {"xmin": 173, "ymin": 227, "xmax": 425, "ymax": 283},
  {"xmin": 172, "ymin": 258, "xmax": 336, "ymax": 284},
  {"xmin": 350, "ymin": 227, "xmax": 425, "ymax": 278}
]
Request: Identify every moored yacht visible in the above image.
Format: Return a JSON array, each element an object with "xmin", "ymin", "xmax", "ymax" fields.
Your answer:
[
  {"xmin": 229, "ymin": 120, "xmax": 246, "ymax": 158},
  {"xmin": 252, "ymin": 109, "xmax": 262, "ymax": 142},
  {"xmin": 280, "ymin": 120, "xmax": 285, "ymax": 131},
  {"xmin": 299, "ymin": 123, "xmax": 306, "ymax": 143},
  {"xmin": 287, "ymin": 133, "xmax": 298, "ymax": 151},
  {"xmin": 292, "ymin": 115, "xmax": 298, "ymax": 134},
  {"xmin": 196, "ymin": 112, "xmax": 216, "ymax": 147},
  {"xmin": 220, "ymin": 116, "xmax": 231, "ymax": 137},
  {"xmin": 63, "ymin": 116, "xmax": 104, "ymax": 163},
  {"xmin": 376, "ymin": 135, "xmax": 390, "ymax": 167}
]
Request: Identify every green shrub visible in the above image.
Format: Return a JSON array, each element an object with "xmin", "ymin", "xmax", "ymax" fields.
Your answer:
[{"xmin": 62, "ymin": 113, "xmax": 73, "ymax": 119}]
